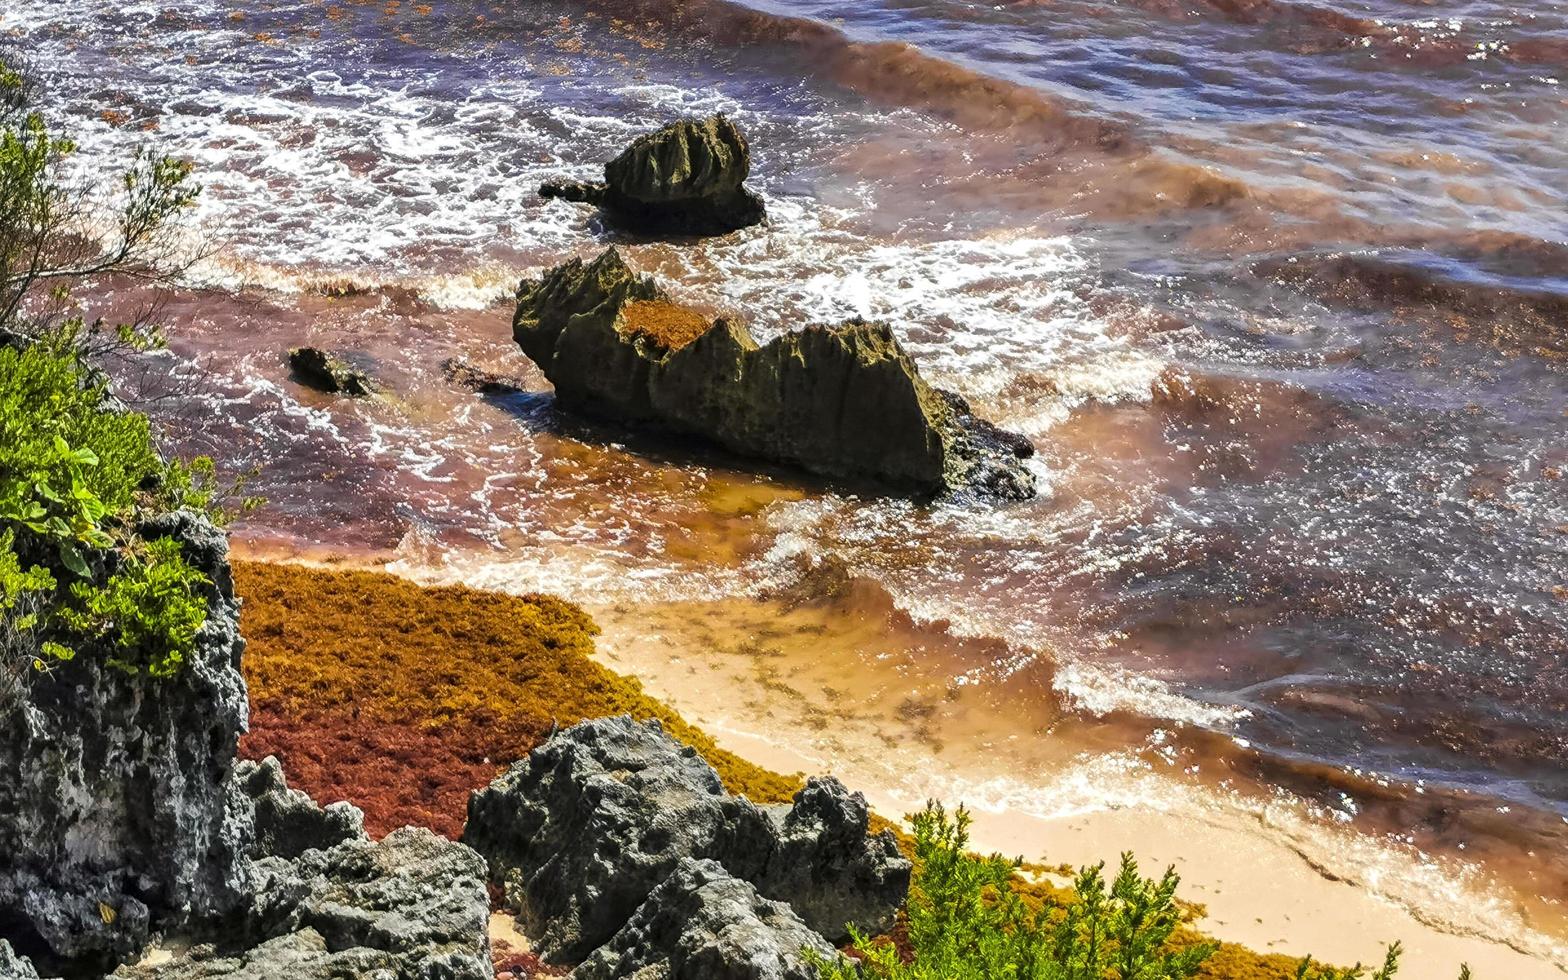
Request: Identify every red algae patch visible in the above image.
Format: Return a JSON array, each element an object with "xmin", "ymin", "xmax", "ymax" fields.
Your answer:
[
  {"xmin": 242, "ymin": 705, "xmax": 499, "ymax": 839},
  {"xmin": 620, "ymin": 299, "xmax": 713, "ymax": 349},
  {"xmin": 233, "ymin": 559, "xmax": 800, "ymax": 839},
  {"xmin": 232, "ymin": 561, "xmax": 1317, "ymax": 978}
]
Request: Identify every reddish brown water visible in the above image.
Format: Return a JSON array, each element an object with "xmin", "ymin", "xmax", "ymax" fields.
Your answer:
[{"xmin": 6, "ymin": 0, "xmax": 1565, "ymax": 958}]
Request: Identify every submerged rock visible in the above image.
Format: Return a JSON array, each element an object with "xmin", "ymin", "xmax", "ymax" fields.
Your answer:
[
  {"xmin": 463, "ymin": 715, "xmax": 909, "ymax": 965},
  {"xmin": 571, "ymin": 859, "xmax": 837, "ymax": 980},
  {"xmin": 512, "ymin": 248, "xmax": 1036, "ymax": 498},
  {"xmin": 540, "ymin": 116, "xmax": 766, "ymax": 237},
  {"xmin": 287, "ymin": 347, "xmax": 376, "ymax": 397},
  {"xmin": 0, "ymin": 511, "xmax": 249, "ymax": 973}
]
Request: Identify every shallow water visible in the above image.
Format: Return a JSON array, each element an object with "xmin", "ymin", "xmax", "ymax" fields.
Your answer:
[{"xmin": 6, "ymin": 0, "xmax": 1566, "ymax": 956}]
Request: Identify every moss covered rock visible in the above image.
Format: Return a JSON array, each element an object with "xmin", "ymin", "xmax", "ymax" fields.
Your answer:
[
  {"xmin": 286, "ymin": 348, "xmax": 375, "ymax": 397},
  {"xmin": 512, "ymin": 248, "xmax": 1036, "ymax": 498},
  {"xmin": 540, "ymin": 115, "xmax": 766, "ymax": 237}
]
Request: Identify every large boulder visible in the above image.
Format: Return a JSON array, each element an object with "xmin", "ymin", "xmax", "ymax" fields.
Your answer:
[
  {"xmin": 540, "ymin": 115, "xmax": 766, "ymax": 237},
  {"xmin": 115, "ymin": 762, "xmax": 493, "ymax": 980},
  {"xmin": 0, "ymin": 510, "xmax": 250, "ymax": 973},
  {"xmin": 512, "ymin": 248, "xmax": 1036, "ymax": 499},
  {"xmin": 462, "ymin": 716, "xmax": 909, "ymax": 965},
  {"xmin": 571, "ymin": 859, "xmax": 837, "ymax": 980}
]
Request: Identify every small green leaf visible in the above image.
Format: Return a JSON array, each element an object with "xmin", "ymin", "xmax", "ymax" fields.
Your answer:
[{"xmin": 57, "ymin": 542, "xmax": 90, "ymax": 578}]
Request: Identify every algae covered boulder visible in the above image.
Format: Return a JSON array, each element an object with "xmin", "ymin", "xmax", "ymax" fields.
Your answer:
[
  {"xmin": 511, "ymin": 248, "xmax": 1036, "ymax": 498},
  {"xmin": 540, "ymin": 115, "xmax": 766, "ymax": 237}
]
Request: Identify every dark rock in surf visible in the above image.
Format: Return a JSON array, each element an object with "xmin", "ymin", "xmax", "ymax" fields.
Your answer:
[
  {"xmin": 540, "ymin": 115, "xmax": 766, "ymax": 237},
  {"xmin": 287, "ymin": 347, "xmax": 376, "ymax": 397},
  {"xmin": 462, "ymin": 715, "xmax": 909, "ymax": 965},
  {"xmin": 442, "ymin": 357, "xmax": 528, "ymax": 397},
  {"xmin": 511, "ymin": 247, "xmax": 1036, "ymax": 499},
  {"xmin": 571, "ymin": 858, "xmax": 838, "ymax": 980}
]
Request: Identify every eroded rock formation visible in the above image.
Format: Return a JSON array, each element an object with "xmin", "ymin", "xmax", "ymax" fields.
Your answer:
[
  {"xmin": 540, "ymin": 116, "xmax": 766, "ymax": 237},
  {"xmin": 572, "ymin": 858, "xmax": 835, "ymax": 980},
  {"xmin": 462, "ymin": 715, "xmax": 909, "ymax": 967},
  {"xmin": 512, "ymin": 248, "xmax": 1036, "ymax": 498},
  {"xmin": 0, "ymin": 511, "xmax": 250, "ymax": 973},
  {"xmin": 114, "ymin": 758, "xmax": 493, "ymax": 980},
  {"xmin": 0, "ymin": 506, "xmax": 491, "ymax": 980}
]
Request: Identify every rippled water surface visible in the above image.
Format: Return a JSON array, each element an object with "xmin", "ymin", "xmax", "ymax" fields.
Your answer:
[{"xmin": 6, "ymin": 0, "xmax": 1565, "ymax": 951}]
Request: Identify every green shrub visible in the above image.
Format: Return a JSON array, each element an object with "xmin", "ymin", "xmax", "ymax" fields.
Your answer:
[
  {"xmin": 814, "ymin": 802, "xmax": 1214, "ymax": 980},
  {"xmin": 814, "ymin": 803, "xmax": 1475, "ymax": 980},
  {"xmin": 0, "ymin": 341, "xmax": 218, "ymax": 682}
]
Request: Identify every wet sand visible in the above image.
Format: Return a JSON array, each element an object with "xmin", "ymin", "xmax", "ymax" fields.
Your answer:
[{"xmin": 581, "ymin": 596, "xmax": 1568, "ymax": 977}]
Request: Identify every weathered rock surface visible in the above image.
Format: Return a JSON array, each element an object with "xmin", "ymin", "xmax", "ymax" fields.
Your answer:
[
  {"xmin": 229, "ymin": 756, "xmax": 364, "ymax": 862},
  {"xmin": 0, "ymin": 941, "xmax": 45, "ymax": 980},
  {"xmin": 540, "ymin": 115, "xmax": 766, "ymax": 237},
  {"xmin": 463, "ymin": 715, "xmax": 909, "ymax": 965},
  {"xmin": 0, "ymin": 510, "xmax": 249, "ymax": 973},
  {"xmin": 512, "ymin": 248, "xmax": 1036, "ymax": 498},
  {"xmin": 287, "ymin": 346, "xmax": 376, "ymax": 396},
  {"xmin": 0, "ymin": 487, "xmax": 490, "ymax": 980},
  {"xmin": 571, "ymin": 858, "xmax": 837, "ymax": 980},
  {"xmin": 115, "ymin": 762, "xmax": 493, "ymax": 980}
]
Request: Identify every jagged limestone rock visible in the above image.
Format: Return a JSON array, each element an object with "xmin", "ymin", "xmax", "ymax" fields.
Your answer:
[
  {"xmin": 570, "ymin": 858, "xmax": 837, "ymax": 980},
  {"xmin": 229, "ymin": 757, "xmax": 364, "ymax": 862},
  {"xmin": 287, "ymin": 347, "xmax": 377, "ymax": 397},
  {"xmin": 540, "ymin": 115, "xmax": 766, "ymax": 237},
  {"xmin": 512, "ymin": 248, "xmax": 1036, "ymax": 498},
  {"xmin": 0, "ymin": 510, "xmax": 250, "ymax": 974},
  {"xmin": 0, "ymin": 941, "xmax": 46, "ymax": 980},
  {"xmin": 462, "ymin": 716, "xmax": 909, "ymax": 965},
  {"xmin": 115, "ymin": 766, "xmax": 493, "ymax": 980},
  {"xmin": 0, "ymin": 499, "xmax": 490, "ymax": 980}
]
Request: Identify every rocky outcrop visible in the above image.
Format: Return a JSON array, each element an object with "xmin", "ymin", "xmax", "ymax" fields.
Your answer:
[
  {"xmin": 540, "ymin": 116, "xmax": 766, "ymax": 237},
  {"xmin": 463, "ymin": 716, "xmax": 909, "ymax": 966},
  {"xmin": 287, "ymin": 347, "xmax": 376, "ymax": 396},
  {"xmin": 0, "ymin": 941, "xmax": 45, "ymax": 980},
  {"xmin": 0, "ymin": 493, "xmax": 491, "ymax": 980},
  {"xmin": 512, "ymin": 248, "xmax": 1036, "ymax": 499},
  {"xmin": 114, "ymin": 760, "xmax": 493, "ymax": 980},
  {"xmin": 571, "ymin": 859, "xmax": 836, "ymax": 980},
  {"xmin": 0, "ymin": 510, "xmax": 249, "ymax": 974},
  {"xmin": 228, "ymin": 757, "xmax": 365, "ymax": 862}
]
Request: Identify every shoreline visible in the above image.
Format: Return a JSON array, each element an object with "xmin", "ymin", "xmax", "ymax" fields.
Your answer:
[
  {"xmin": 578, "ymin": 601, "xmax": 1566, "ymax": 978},
  {"xmin": 234, "ymin": 543, "xmax": 1567, "ymax": 977}
]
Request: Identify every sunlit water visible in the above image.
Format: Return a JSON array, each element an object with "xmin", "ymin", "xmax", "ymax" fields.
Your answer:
[{"xmin": 5, "ymin": 0, "xmax": 1565, "ymax": 954}]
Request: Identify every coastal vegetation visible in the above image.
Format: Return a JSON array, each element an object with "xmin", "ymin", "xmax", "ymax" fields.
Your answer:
[{"xmin": 0, "ymin": 51, "xmax": 238, "ymax": 694}]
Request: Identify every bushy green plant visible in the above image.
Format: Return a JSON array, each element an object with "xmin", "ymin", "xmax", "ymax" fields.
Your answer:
[
  {"xmin": 813, "ymin": 803, "xmax": 1476, "ymax": 980},
  {"xmin": 58, "ymin": 537, "xmax": 207, "ymax": 677},
  {"xmin": 813, "ymin": 802, "xmax": 1214, "ymax": 980},
  {"xmin": 0, "ymin": 341, "xmax": 222, "ymax": 682},
  {"xmin": 1, "ymin": 47, "xmax": 200, "ymax": 346}
]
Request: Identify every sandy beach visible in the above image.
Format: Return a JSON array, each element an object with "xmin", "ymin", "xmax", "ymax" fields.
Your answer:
[{"xmin": 579, "ymin": 594, "xmax": 1568, "ymax": 979}]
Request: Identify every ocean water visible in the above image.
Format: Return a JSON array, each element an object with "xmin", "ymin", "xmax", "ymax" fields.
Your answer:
[{"xmin": 5, "ymin": 0, "xmax": 1565, "ymax": 955}]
